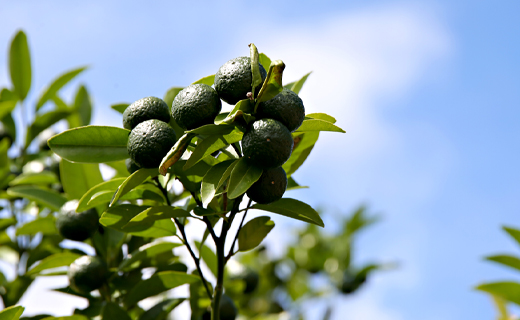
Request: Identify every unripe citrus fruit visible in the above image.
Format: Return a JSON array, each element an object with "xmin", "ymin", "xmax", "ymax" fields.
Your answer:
[
  {"xmin": 247, "ymin": 167, "xmax": 287, "ymax": 204},
  {"xmin": 256, "ymin": 88, "xmax": 305, "ymax": 132},
  {"xmin": 56, "ymin": 200, "xmax": 99, "ymax": 241},
  {"xmin": 127, "ymin": 119, "xmax": 177, "ymax": 168},
  {"xmin": 171, "ymin": 84, "xmax": 222, "ymax": 130},
  {"xmin": 123, "ymin": 96, "xmax": 170, "ymax": 130},
  {"xmin": 68, "ymin": 255, "xmax": 108, "ymax": 293}
]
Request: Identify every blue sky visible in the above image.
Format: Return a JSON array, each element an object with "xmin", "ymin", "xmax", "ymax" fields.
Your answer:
[{"xmin": 1, "ymin": 1, "xmax": 519, "ymax": 319}]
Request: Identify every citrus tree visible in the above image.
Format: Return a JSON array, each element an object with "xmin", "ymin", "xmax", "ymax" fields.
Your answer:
[{"xmin": 0, "ymin": 31, "xmax": 385, "ymax": 320}]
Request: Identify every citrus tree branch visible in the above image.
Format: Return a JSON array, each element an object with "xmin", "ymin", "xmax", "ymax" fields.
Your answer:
[{"xmin": 226, "ymin": 198, "xmax": 253, "ymax": 260}]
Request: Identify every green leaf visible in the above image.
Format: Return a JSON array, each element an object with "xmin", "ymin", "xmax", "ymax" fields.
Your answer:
[
  {"xmin": 122, "ymin": 206, "xmax": 190, "ymax": 233},
  {"xmin": 295, "ymin": 119, "xmax": 345, "ymax": 133},
  {"xmin": 476, "ymin": 282, "xmax": 520, "ymax": 306},
  {"xmin": 101, "ymin": 302, "xmax": 131, "ymax": 320},
  {"xmin": 77, "ymin": 178, "xmax": 126, "ymax": 212},
  {"xmin": 8, "ymin": 171, "xmax": 58, "ymax": 186},
  {"xmin": 100, "ymin": 204, "xmax": 147, "ymax": 230},
  {"xmin": 258, "ymin": 53, "xmax": 271, "ymax": 74},
  {"xmin": 119, "ymin": 242, "xmax": 182, "ymax": 271},
  {"xmin": 289, "ymin": 72, "xmax": 311, "ymax": 95},
  {"xmin": 187, "ymin": 124, "xmax": 235, "ymax": 136},
  {"xmin": 36, "ymin": 67, "xmax": 87, "ymax": 110},
  {"xmin": 486, "ymin": 255, "xmax": 520, "ymax": 272},
  {"xmin": 227, "ymin": 158, "xmax": 263, "ymax": 199},
  {"xmin": 111, "ymin": 103, "xmax": 129, "ymax": 114},
  {"xmin": 159, "ymin": 133, "xmax": 195, "ymax": 175},
  {"xmin": 250, "ymin": 43, "xmax": 262, "ymax": 97},
  {"xmin": 9, "ymin": 31, "xmax": 31, "ymax": 101},
  {"xmin": 73, "ymin": 85, "xmax": 92, "ymax": 126},
  {"xmin": 123, "ymin": 271, "xmax": 199, "ymax": 307},
  {"xmin": 503, "ymin": 226, "xmax": 520, "ymax": 247},
  {"xmin": 183, "ymin": 131, "xmax": 242, "ymax": 171},
  {"xmin": 305, "ymin": 112, "xmax": 336, "ymax": 123},
  {"xmin": 41, "ymin": 316, "xmax": 89, "ymax": 320},
  {"xmin": 163, "ymin": 87, "xmax": 184, "ymax": 110},
  {"xmin": 26, "ymin": 252, "xmax": 82, "ymax": 276},
  {"xmin": 0, "ymin": 100, "xmax": 17, "ymax": 122},
  {"xmin": 192, "ymin": 75, "xmax": 215, "ymax": 86},
  {"xmin": 255, "ymin": 60, "xmax": 285, "ymax": 109},
  {"xmin": 26, "ymin": 110, "xmax": 71, "ymax": 148},
  {"xmin": 48, "ymin": 126, "xmax": 130, "ymax": 163},
  {"xmin": 252, "ymin": 198, "xmax": 324, "ymax": 227},
  {"xmin": 138, "ymin": 299, "xmax": 185, "ymax": 320},
  {"xmin": 201, "ymin": 160, "xmax": 236, "ymax": 206},
  {"xmin": 0, "ymin": 218, "xmax": 16, "ymax": 231},
  {"xmin": 7, "ymin": 186, "xmax": 67, "ymax": 211},
  {"xmin": 286, "ymin": 176, "xmax": 309, "ymax": 191},
  {"xmin": 2, "ymin": 276, "xmax": 32, "ymax": 307},
  {"xmin": 344, "ymin": 206, "xmax": 379, "ymax": 236},
  {"xmin": 0, "ymin": 305, "xmax": 25, "ymax": 320},
  {"xmin": 60, "ymin": 159, "xmax": 103, "ymax": 200},
  {"xmin": 194, "ymin": 241, "xmax": 218, "ymax": 278},
  {"xmin": 238, "ymin": 216, "xmax": 275, "ymax": 252},
  {"xmin": 15, "ymin": 216, "xmax": 57, "ymax": 236},
  {"xmin": 110, "ymin": 168, "xmax": 159, "ymax": 206},
  {"xmin": 283, "ymin": 132, "xmax": 319, "ymax": 177},
  {"xmin": 128, "ymin": 219, "xmax": 177, "ymax": 238}
]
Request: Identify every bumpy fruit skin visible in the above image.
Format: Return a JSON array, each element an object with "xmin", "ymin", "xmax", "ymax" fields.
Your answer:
[
  {"xmin": 214, "ymin": 56, "xmax": 267, "ymax": 105},
  {"xmin": 242, "ymin": 119, "xmax": 294, "ymax": 169},
  {"xmin": 247, "ymin": 167, "xmax": 287, "ymax": 204},
  {"xmin": 127, "ymin": 119, "xmax": 177, "ymax": 168},
  {"xmin": 123, "ymin": 96, "xmax": 171, "ymax": 130},
  {"xmin": 171, "ymin": 84, "xmax": 222, "ymax": 130},
  {"xmin": 125, "ymin": 158, "xmax": 141, "ymax": 174},
  {"xmin": 256, "ymin": 88, "xmax": 305, "ymax": 132},
  {"xmin": 56, "ymin": 200, "xmax": 99, "ymax": 241},
  {"xmin": 68, "ymin": 255, "xmax": 108, "ymax": 293}
]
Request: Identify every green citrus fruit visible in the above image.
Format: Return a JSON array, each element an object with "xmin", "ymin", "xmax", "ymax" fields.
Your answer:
[
  {"xmin": 56, "ymin": 200, "xmax": 99, "ymax": 241},
  {"xmin": 202, "ymin": 294, "xmax": 238, "ymax": 320},
  {"xmin": 127, "ymin": 119, "xmax": 177, "ymax": 168},
  {"xmin": 123, "ymin": 96, "xmax": 170, "ymax": 130},
  {"xmin": 233, "ymin": 269, "xmax": 260, "ymax": 294},
  {"xmin": 171, "ymin": 84, "xmax": 222, "ymax": 130},
  {"xmin": 126, "ymin": 158, "xmax": 141, "ymax": 174},
  {"xmin": 247, "ymin": 167, "xmax": 287, "ymax": 204},
  {"xmin": 68, "ymin": 255, "xmax": 108, "ymax": 293},
  {"xmin": 256, "ymin": 88, "xmax": 305, "ymax": 132},
  {"xmin": 242, "ymin": 119, "xmax": 294, "ymax": 169},
  {"xmin": 214, "ymin": 56, "xmax": 267, "ymax": 105}
]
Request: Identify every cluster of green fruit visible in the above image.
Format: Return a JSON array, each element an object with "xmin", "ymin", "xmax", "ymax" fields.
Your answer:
[{"xmin": 124, "ymin": 55, "xmax": 305, "ymax": 205}]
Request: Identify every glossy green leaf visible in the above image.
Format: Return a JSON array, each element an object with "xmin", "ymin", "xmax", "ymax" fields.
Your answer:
[
  {"xmin": 110, "ymin": 103, "xmax": 129, "ymax": 114},
  {"xmin": 26, "ymin": 252, "xmax": 82, "ymax": 276},
  {"xmin": 0, "ymin": 100, "xmax": 17, "ymax": 121},
  {"xmin": 77, "ymin": 177, "xmax": 126, "ymax": 212},
  {"xmin": 289, "ymin": 72, "xmax": 311, "ymax": 95},
  {"xmin": 183, "ymin": 131, "xmax": 242, "ymax": 170},
  {"xmin": 159, "ymin": 133, "xmax": 195, "ymax": 175},
  {"xmin": 194, "ymin": 241, "xmax": 218, "ymax": 278},
  {"xmin": 122, "ymin": 206, "xmax": 190, "ymax": 232},
  {"xmin": 252, "ymin": 198, "xmax": 324, "ymax": 227},
  {"xmin": 124, "ymin": 271, "xmax": 199, "ymax": 307},
  {"xmin": 0, "ymin": 305, "xmax": 24, "ymax": 320},
  {"xmin": 48, "ymin": 126, "xmax": 130, "ymax": 163},
  {"xmin": 100, "ymin": 204, "xmax": 147, "ymax": 230},
  {"xmin": 73, "ymin": 85, "xmax": 92, "ymax": 126},
  {"xmin": 258, "ymin": 53, "xmax": 271, "ymax": 73},
  {"xmin": 8, "ymin": 171, "xmax": 58, "ymax": 186},
  {"xmin": 138, "ymin": 298, "xmax": 185, "ymax": 320},
  {"xmin": 25, "ymin": 110, "xmax": 71, "ymax": 148},
  {"xmin": 7, "ymin": 186, "xmax": 67, "ymax": 211},
  {"xmin": 36, "ymin": 67, "xmax": 87, "ymax": 110},
  {"xmin": 60, "ymin": 159, "xmax": 103, "ymax": 200},
  {"xmin": 238, "ymin": 216, "xmax": 275, "ymax": 252},
  {"xmin": 201, "ymin": 160, "xmax": 236, "ymax": 206},
  {"xmin": 192, "ymin": 75, "xmax": 215, "ymax": 86},
  {"xmin": 476, "ymin": 282, "xmax": 520, "ymax": 306},
  {"xmin": 187, "ymin": 124, "xmax": 235, "ymax": 136},
  {"xmin": 15, "ymin": 216, "xmax": 57, "ymax": 236},
  {"xmin": 227, "ymin": 158, "xmax": 263, "ymax": 199},
  {"xmin": 255, "ymin": 60, "xmax": 285, "ymax": 108},
  {"xmin": 128, "ymin": 219, "xmax": 176, "ymax": 238},
  {"xmin": 250, "ymin": 43, "xmax": 262, "ymax": 97},
  {"xmin": 163, "ymin": 87, "xmax": 184, "ymax": 110},
  {"xmin": 119, "ymin": 242, "xmax": 182, "ymax": 271},
  {"xmin": 283, "ymin": 132, "xmax": 319, "ymax": 177},
  {"xmin": 101, "ymin": 302, "xmax": 131, "ymax": 320},
  {"xmin": 486, "ymin": 255, "xmax": 520, "ymax": 272},
  {"xmin": 9, "ymin": 31, "xmax": 31, "ymax": 101},
  {"xmin": 0, "ymin": 218, "xmax": 16, "ymax": 231},
  {"xmin": 110, "ymin": 168, "xmax": 158, "ymax": 206},
  {"xmin": 286, "ymin": 176, "xmax": 308, "ymax": 191},
  {"xmin": 305, "ymin": 112, "xmax": 337, "ymax": 123},
  {"xmin": 295, "ymin": 119, "xmax": 345, "ymax": 133}
]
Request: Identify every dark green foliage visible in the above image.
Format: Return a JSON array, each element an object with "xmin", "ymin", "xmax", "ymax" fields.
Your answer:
[
  {"xmin": 214, "ymin": 56, "xmax": 267, "ymax": 105},
  {"xmin": 256, "ymin": 88, "xmax": 305, "ymax": 132},
  {"xmin": 56, "ymin": 200, "xmax": 99, "ymax": 241},
  {"xmin": 127, "ymin": 119, "xmax": 177, "ymax": 168},
  {"xmin": 242, "ymin": 119, "xmax": 294, "ymax": 169},
  {"xmin": 171, "ymin": 84, "xmax": 222, "ymax": 130},
  {"xmin": 68, "ymin": 255, "xmax": 109, "ymax": 293},
  {"xmin": 246, "ymin": 167, "xmax": 287, "ymax": 204},
  {"xmin": 123, "ymin": 96, "xmax": 170, "ymax": 130}
]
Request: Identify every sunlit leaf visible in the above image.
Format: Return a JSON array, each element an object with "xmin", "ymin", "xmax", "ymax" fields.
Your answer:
[
  {"xmin": 255, "ymin": 60, "xmax": 285, "ymax": 109},
  {"xmin": 250, "ymin": 43, "xmax": 262, "ymax": 97},
  {"xmin": 163, "ymin": 87, "xmax": 184, "ymax": 110},
  {"xmin": 73, "ymin": 85, "xmax": 92, "ymax": 126},
  {"xmin": 77, "ymin": 177, "xmax": 126, "ymax": 212},
  {"xmin": 15, "ymin": 216, "xmax": 57, "ymax": 236},
  {"xmin": 305, "ymin": 112, "xmax": 336, "ymax": 123},
  {"xmin": 295, "ymin": 119, "xmax": 345, "ymax": 133},
  {"xmin": 36, "ymin": 67, "xmax": 87, "ymax": 110},
  {"xmin": 227, "ymin": 158, "xmax": 262, "ymax": 199},
  {"xmin": 183, "ymin": 130, "xmax": 242, "ymax": 171},
  {"xmin": 26, "ymin": 110, "xmax": 71, "ymax": 148},
  {"xmin": 8, "ymin": 171, "xmax": 58, "ymax": 186},
  {"xmin": 252, "ymin": 198, "xmax": 324, "ymax": 227},
  {"xmin": 289, "ymin": 72, "xmax": 311, "ymax": 95},
  {"xmin": 119, "ymin": 242, "xmax": 182, "ymax": 271},
  {"xmin": 111, "ymin": 103, "xmax": 129, "ymax": 114},
  {"xmin": 7, "ymin": 186, "xmax": 67, "ymax": 211},
  {"xmin": 201, "ymin": 160, "xmax": 236, "ymax": 206},
  {"xmin": 0, "ymin": 305, "xmax": 24, "ymax": 320},
  {"xmin": 159, "ymin": 133, "xmax": 195, "ymax": 175},
  {"xmin": 110, "ymin": 168, "xmax": 159, "ymax": 206},
  {"xmin": 60, "ymin": 159, "xmax": 103, "ymax": 200},
  {"xmin": 476, "ymin": 282, "xmax": 520, "ymax": 306},
  {"xmin": 9, "ymin": 31, "xmax": 31, "ymax": 101},
  {"xmin": 194, "ymin": 241, "xmax": 218, "ymax": 278},
  {"xmin": 283, "ymin": 132, "xmax": 319, "ymax": 177},
  {"xmin": 238, "ymin": 216, "xmax": 275, "ymax": 252},
  {"xmin": 192, "ymin": 75, "xmax": 215, "ymax": 86},
  {"xmin": 26, "ymin": 252, "xmax": 81, "ymax": 276},
  {"xmin": 122, "ymin": 206, "xmax": 190, "ymax": 232}
]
